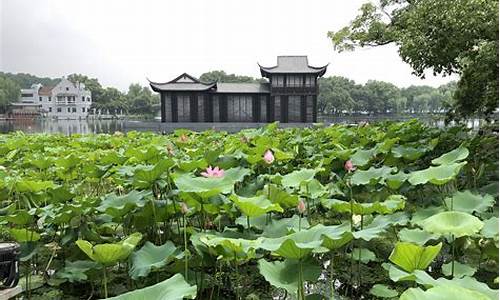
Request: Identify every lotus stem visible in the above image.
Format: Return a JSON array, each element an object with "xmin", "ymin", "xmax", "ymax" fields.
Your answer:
[
  {"xmin": 183, "ymin": 214, "xmax": 188, "ymax": 281},
  {"xmin": 330, "ymin": 252, "xmax": 335, "ymax": 300},
  {"xmin": 247, "ymin": 216, "xmax": 251, "ymax": 230},
  {"xmin": 103, "ymin": 267, "xmax": 108, "ymax": 298},
  {"xmin": 451, "ymin": 234, "xmax": 455, "ymax": 277}
]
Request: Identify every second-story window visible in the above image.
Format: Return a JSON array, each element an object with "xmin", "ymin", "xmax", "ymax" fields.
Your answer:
[
  {"xmin": 287, "ymin": 75, "xmax": 303, "ymax": 87},
  {"xmin": 48, "ymin": 97, "xmax": 52, "ymax": 102},
  {"xmin": 305, "ymin": 76, "xmax": 315, "ymax": 87},
  {"xmin": 39, "ymin": 97, "xmax": 42, "ymax": 102},
  {"xmin": 82, "ymin": 96, "xmax": 85, "ymax": 102},
  {"xmin": 273, "ymin": 76, "xmax": 284, "ymax": 87}
]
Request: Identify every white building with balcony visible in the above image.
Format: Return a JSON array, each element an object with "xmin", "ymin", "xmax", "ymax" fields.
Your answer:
[{"xmin": 14, "ymin": 78, "xmax": 92, "ymax": 119}]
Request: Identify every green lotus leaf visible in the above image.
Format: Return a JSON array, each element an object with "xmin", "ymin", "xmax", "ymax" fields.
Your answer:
[
  {"xmin": 261, "ymin": 184, "xmax": 299, "ymax": 209},
  {"xmin": 173, "ymin": 167, "xmax": 250, "ymax": 198},
  {"xmin": 55, "ymin": 260, "xmax": 100, "ymax": 282},
  {"xmin": 386, "ymin": 171, "xmax": 408, "ymax": 190},
  {"xmin": 431, "ymin": 146, "xmax": 469, "ymax": 165},
  {"xmin": 259, "ymin": 227, "xmax": 324, "ymax": 259},
  {"xmin": 369, "ymin": 284, "xmax": 399, "ymax": 298},
  {"xmin": 431, "ymin": 276, "xmax": 499, "ymax": 299},
  {"xmin": 4, "ymin": 210, "xmax": 33, "ymax": 225},
  {"xmin": 350, "ymin": 166, "xmax": 396, "ymax": 186},
  {"xmin": 441, "ymin": 261, "xmax": 476, "ymax": 278},
  {"xmin": 445, "ymin": 190, "xmax": 495, "ymax": 214},
  {"xmin": 314, "ymin": 223, "xmax": 353, "ymax": 250},
  {"xmin": 262, "ymin": 215, "xmax": 310, "ymax": 238},
  {"xmin": 10, "ymin": 228, "xmax": 40, "ymax": 242},
  {"xmin": 129, "ymin": 241, "xmax": 183, "ymax": 279},
  {"xmin": 408, "ymin": 162, "xmax": 467, "ymax": 186},
  {"xmin": 350, "ymin": 148, "xmax": 376, "ymax": 167},
  {"xmin": 420, "ymin": 211, "xmax": 484, "ymax": 238},
  {"xmin": 411, "ymin": 206, "xmax": 445, "ymax": 225},
  {"xmin": 352, "ymin": 213, "xmax": 408, "ymax": 241},
  {"xmin": 199, "ymin": 234, "xmax": 262, "ymax": 261},
  {"xmin": 481, "ymin": 217, "xmax": 499, "ymax": 239},
  {"xmin": 351, "ymin": 248, "xmax": 377, "ymax": 263},
  {"xmin": 132, "ymin": 159, "xmax": 175, "ymax": 189},
  {"xmin": 400, "ymin": 285, "xmax": 489, "ymax": 300},
  {"xmin": 229, "ymin": 194, "xmax": 283, "ymax": 217},
  {"xmin": 15, "ymin": 180, "xmax": 55, "ymax": 193},
  {"xmin": 104, "ymin": 273, "xmax": 197, "ymax": 300},
  {"xmin": 97, "ymin": 190, "xmax": 150, "ymax": 217},
  {"xmin": 280, "ymin": 169, "xmax": 317, "ymax": 188},
  {"xmin": 258, "ymin": 258, "xmax": 321, "ymax": 297},
  {"xmin": 389, "ymin": 242, "xmax": 442, "ymax": 273},
  {"xmin": 392, "ymin": 145, "xmax": 425, "ymax": 161},
  {"xmin": 76, "ymin": 232, "xmax": 142, "ymax": 266},
  {"xmin": 321, "ymin": 194, "xmax": 405, "ymax": 215},
  {"xmin": 55, "ymin": 154, "xmax": 80, "ymax": 170},
  {"xmin": 398, "ymin": 228, "xmax": 440, "ymax": 246}
]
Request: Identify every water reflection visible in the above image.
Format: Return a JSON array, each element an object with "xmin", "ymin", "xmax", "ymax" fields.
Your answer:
[{"xmin": 0, "ymin": 119, "xmax": 125, "ymax": 135}]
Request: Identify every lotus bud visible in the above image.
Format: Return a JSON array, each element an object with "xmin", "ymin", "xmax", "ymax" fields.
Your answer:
[
  {"xmin": 263, "ymin": 150, "xmax": 275, "ymax": 164},
  {"xmin": 344, "ymin": 160, "xmax": 356, "ymax": 172},
  {"xmin": 297, "ymin": 199, "xmax": 306, "ymax": 214},
  {"xmin": 180, "ymin": 202, "xmax": 189, "ymax": 215},
  {"xmin": 180, "ymin": 134, "xmax": 188, "ymax": 143}
]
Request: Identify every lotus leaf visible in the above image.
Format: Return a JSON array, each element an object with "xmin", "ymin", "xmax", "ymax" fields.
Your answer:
[
  {"xmin": 56, "ymin": 260, "xmax": 100, "ymax": 282},
  {"xmin": 280, "ymin": 169, "xmax": 317, "ymax": 188},
  {"xmin": 97, "ymin": 190, "xmax": 150, "ymax": 218},
  {"xmin": 10, "ymin": 228, "xmax": 40, "ymax": 242},
  {"xmin": 104, "ymin": 273, "xmax": 197, "ymax": 300},
  {"xmin": 408, "ymin": 162, "xmax": 467, "ymax": 185},
  {"xmin": 350, "ymin": 148, "xmax": 376, "ymax": 166},
  {"xmin": 398, "ymin": 228, "xmax": 440, "ymax": 246},
  {"xmin": 351, "ymin": 248, "xmax": 377, "ymax": 263},
  {"xmin": 173, "ymin": 167, "xmax": 250, "ymax": 198},
  {"xmin": 350, "ymin": 166, "xmax": 396, "ymax": 186},
  {"xmin": 229, "ymin": 194, "xmax": 284, "ymax": 217},
  {"xmin": 388, "ymin": 242, "xmax": 442, "ymax": 273},
  {"xmin": 129, "ymin": 241, "xmax": 183, "ymax": 279},
  {"xmin": 76, "ymin": 232, "xmax": 142, "ymax": 266},
  {"xmin": 420, "ymin": 211, "xmax": 483, "ymax": 238},
  {"xmin": 445, "ymin": 190, "xmax": 495, "ymax": 214},
  {"xmin": 431, "ymin": 146, "xmax": 469, "ymax": 165},
  {"xmin": 259, "ymin": 228, "xmax": 325, "ymax": 259},
  {"xmin": 258, "ymin": 258, "xmax": 321, "ymax": 297},
  {"xmin": 321, "ymin": 194, "xmax": 405, "ymax": 215},
  {"xmin": 199, "ymin": 234, "xmax": 262, "ymax": 261},
  {"xmin": 261, "ymin": 184, "xmax": 299, "ymax": 208},
  {"xmin": 400, "ymin": 285, "xmax": 489, "ymax": 300},
  {"xmin": 441, "ymin": 261, "xmax": 476, "ymax": 278},
  {"xmin": 369, "ymin": 284, "xmax": 399, "ymax": 298},
  {"xmin": 481, "ymin": 217, "xmax": 499, "ymax": 239}
]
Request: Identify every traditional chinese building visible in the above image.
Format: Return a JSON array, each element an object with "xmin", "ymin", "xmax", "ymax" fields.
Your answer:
[{"xmin": 149, "ymin": 56, "xmax": 327, "ymax": 123}]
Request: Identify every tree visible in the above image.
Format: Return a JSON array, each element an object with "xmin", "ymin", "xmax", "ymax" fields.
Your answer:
[
  {"xmin": 318, "ymin": 76, "xmax": 357, "ymax": 114},
  {"xmin": 0, "ymin": 76, "xmax": 20, "ymax": 113},
  {"xmin": 125, "ymin": 83, "xmax": 159, "ymax": 116},
  {"xmin": 363, "ymin": 80, "xmax": 401, "ymax": 113},
  {"xmin": 199, "ymin": 70, "xmax": 262, "ymax": 83},
  {"xmin": 328, "ymin": 0, "xmax": 498, "ymax": 120}
]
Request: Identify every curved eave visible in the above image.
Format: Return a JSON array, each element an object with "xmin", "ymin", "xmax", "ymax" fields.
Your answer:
[
  {"xmin": 257, "ymin": 63, "xmax": 329, "ymax": 78},
  {"xmin": 147, "ymin": 78, "xmax": 217, "ymax": 92}
]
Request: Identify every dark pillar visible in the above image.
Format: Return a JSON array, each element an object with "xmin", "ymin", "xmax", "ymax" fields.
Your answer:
[
  {"xmin": 160, "ymin": 93, "xmax": 166, "ymax": 122},
  {"xmin": 281, "ymin": 95, "xmax": 288, "ymax": 123},
  {"xmin": 172, "ymin": 94, "xmax": 178, "ymax": 122},
  {"xmin": 220, "ymin": 94, "xmax": 228, "ymax": 122},
  {"xmin": 313, "ymin": 95, "xmax": 318, "ymax": 123},
  {"xmin": 252, "ymin": 95, "xmax": 260, "ymax": 122},
  {"xmin": 269, "ymin": 95, "xmax": 276, "ymax": 122},
  {"xmin": 300, "ymin": 95, "xmax": 307, "ymax": 123},
  {"xmin": 205, "ymin": 94, "xmax": 212, "ymax": 122},
  {"xmin": 190, "ymin": 93, "xmax": 198, "ymax": 122}
]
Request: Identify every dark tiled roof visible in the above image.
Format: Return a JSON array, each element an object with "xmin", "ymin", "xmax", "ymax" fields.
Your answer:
[
  {"xmin": 148, "ymin": 73, "xmax": 216, "ymax": 92},
  {"xmin": 216, "ymin": 83, "xmax": 270, "ymax": 94},
  {"xmin": 38, "ymin": 86, "xmax": 54, "ymax": 96},
  {"xmin": 259, "ymin": 56, "xmax": 328, "ymax": 76}
]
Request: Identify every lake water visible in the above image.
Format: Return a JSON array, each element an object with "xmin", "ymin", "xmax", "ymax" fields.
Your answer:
[{"xmin": 0, "ymin": 116, "xmax": 482, "ymax": 135}]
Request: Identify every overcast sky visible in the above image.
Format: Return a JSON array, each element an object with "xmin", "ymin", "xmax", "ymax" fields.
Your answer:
[{"xmin": 1, "ymin": 0, "xmax": 455, "ymax": 91}]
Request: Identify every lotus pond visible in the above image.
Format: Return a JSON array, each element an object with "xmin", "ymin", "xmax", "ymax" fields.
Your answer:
[{"xmin": 0, "ymin": 120, "xmax": 498, "ymax": 299}]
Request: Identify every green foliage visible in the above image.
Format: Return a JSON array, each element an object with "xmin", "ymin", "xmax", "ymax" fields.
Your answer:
[
  {"xmin": 104, "ymin": 274, "xmax": 196, "ymax": 300},
  {"xmin": 328, "ymin": 0, "xmax": 498, "ymax": 120},
  {"xmin": 0, "ymin": 121, "xmax": 497, "ymax": 299}
]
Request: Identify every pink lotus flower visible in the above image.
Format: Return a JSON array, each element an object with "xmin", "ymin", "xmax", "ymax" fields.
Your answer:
[
  {"xmin": 201, "ymin": 166, "xmax": 224, "ymax": 178},
  {"xmin": 344, "ymin": 160, "xmax": 356, "ymax": 173},
  {"xmin": 180, "ymin": 202, "xmax": 189, "ymax": 214},
  {"xmin": 263, "ymin": 150, "xmax": 275, "ymax": 164},
  {"xmin": 297, "ymin": 199, "xmax": 306, "ymax": 214}
]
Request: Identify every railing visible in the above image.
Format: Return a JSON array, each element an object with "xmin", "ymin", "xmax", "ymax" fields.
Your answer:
[{"xmin": 270, "ymin": 86, "xmax": 317, "ymax": 94}]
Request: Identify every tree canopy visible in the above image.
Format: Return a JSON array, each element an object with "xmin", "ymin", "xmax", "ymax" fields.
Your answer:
[
  {"xmin": 199, "ymin": 70, "xmax": 264, "ymax": 83},
  {"xmin": 328, "ymin": 0, "xmax": 498, "ymax": 120}
]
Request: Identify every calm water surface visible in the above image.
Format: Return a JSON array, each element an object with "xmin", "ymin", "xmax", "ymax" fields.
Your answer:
[{"xmin": 0, "ymin": 116, "xmax": 483, "ymax": 135}]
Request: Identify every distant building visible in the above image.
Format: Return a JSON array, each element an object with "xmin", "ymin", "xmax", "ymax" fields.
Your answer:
[
  {"xmin": 11, "ymin": 78, "xmax": 92, "ymax": 119},
  {"xmin": 149, "ymin": 56, "xmax": 327, "ymax": 123}
]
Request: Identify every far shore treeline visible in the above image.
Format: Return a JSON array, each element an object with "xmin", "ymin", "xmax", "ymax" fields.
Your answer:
[{"xmin": 0, "ymin": 70, "xmax": 455, "ymax": 117}]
